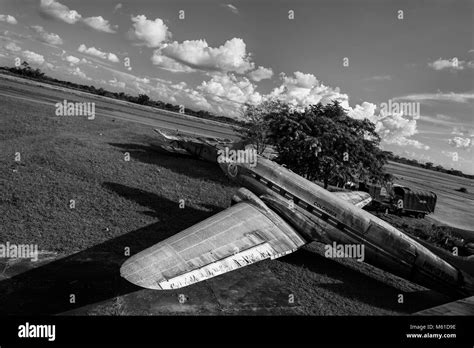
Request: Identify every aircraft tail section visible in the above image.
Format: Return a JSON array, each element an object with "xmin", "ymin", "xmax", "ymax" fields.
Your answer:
[{"xmin": 414, "ymin": 237, "xmax": 474, "ymax": 293}]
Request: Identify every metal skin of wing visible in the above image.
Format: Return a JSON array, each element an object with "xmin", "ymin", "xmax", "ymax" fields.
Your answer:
[
  {"xmin": 121, "ymin": 133, "xmax": 474, "ymax": 296},
  {"xmin": 121, "ymin": 188, "xmax": 307, "ymax": 290}
]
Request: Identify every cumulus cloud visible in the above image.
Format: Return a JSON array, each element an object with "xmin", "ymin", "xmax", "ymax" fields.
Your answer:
[
  {"xmin": 269, "ymin": 71, "xmax": 348, "ymax": 106},
  {"xmin": 153, "ymin": 38, "xmax": 255, "ymax": 74},
  {"xmin": 22, "ymin": 50, "xmax": 45, "ymax": 65},
  {"xmin": 376, "ymin": 111, "xmax": 428, "ymax": 150},
  {"xmin": 5, "ymin": 42, "xmax": 21, "ymax": 52},
  {"xmin": 65, "ymin": 55, "xmax": 80, "ymax": 65},
  {"xmin": 428, "ymin": 57, "xmax": 472, "ymax": 71},
  {"xmin": 78, "ymin": 44, "xmax": 119, "ymax": 62},
  {"xmin": 0, "ymin": 14, "xmax": 17, "ymax": 24},
  {"xmin": 39, "ymin": 0, "xmax": 82, "ymax": 24},
  {"xmin": 83, "ymin": 16, "xmax": 117, "ymax": 33},
  {"xmin": 64, "ymin": 55, "xmax": 90, "ymax": 66},
  {"xmin": 448, "ymin": 136, "xmax": 472, "ymax": 149},
  {"xmin": 114, "ymin": 3, "xmax": 122, "ymax": 12},
  {"xmin": 128, "ymin": 15, "xmax": 170, "ymax": 47},
  {"xmin": 248, "ymin": 66, "xmax": 274, "ymax": 82},
  {"xmin": 107, "ymin": 53, "xmax": 120, "ymax": 63},
  {"xmin": 69, "ymin": 66, "xmax": 89, "ymax": 80},
  {"xmin": 151, "ymin": 52, "xmax": 194, "ymax": 72},
  {"xmin": 108, "ymin": 77, "xmax": 126, "ymax": 89},
  {"xmin": 196, "ymin": 73, "xmax": 262, "ymax": 116},
  {"xmin": 40, "ymin": 0, "xmax": 116, "ymax": 32},
  {"xmin": 30, "ymin": 25, "xmax": 63, "ymax": 45}
]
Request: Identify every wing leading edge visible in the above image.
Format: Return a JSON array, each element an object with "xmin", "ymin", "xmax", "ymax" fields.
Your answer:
[{"xmin": 120, "ymin": 199, "xmax": 307, "ymax": 290}]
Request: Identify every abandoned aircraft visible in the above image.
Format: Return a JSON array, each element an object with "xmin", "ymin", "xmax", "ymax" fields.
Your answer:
[{"xmin": 120, "ymin": 129, "xmax": 474, "ymax": 299}]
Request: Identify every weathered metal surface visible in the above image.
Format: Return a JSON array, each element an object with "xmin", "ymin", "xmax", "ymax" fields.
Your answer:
[
  {"xmin": 220, "ymin": 155, "xmax": 474, "ymax": 296},
  {"xmin": 121, "ymin": 199, "xmax": 306, "ymax": 290},
  {"xmin": 332, "ymin": 191, "xmax": 372, "ymax": 208},
  {"xmin": 392, "ymin": 185, "xmax": 437, "ymax": 214}
]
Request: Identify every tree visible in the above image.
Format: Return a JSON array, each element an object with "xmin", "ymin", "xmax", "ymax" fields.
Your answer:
[
  {"xmin": 137, "ymin": 94, "xmax": 150, "ymax": 105},
  {"xmin": 263, "ymin": 100, "xmax": 387, "ymax": 189},
  {"xmin": 239, "ymin": 100, "xmax": 287, "ymax": 155}
]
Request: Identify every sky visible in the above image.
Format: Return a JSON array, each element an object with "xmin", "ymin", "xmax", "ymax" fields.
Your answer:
[{"xmin": 0, "ymin": 0, "xmax": 473, "ymax": 174}]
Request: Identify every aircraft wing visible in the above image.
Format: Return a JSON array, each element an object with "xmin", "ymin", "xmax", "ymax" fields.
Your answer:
[
  {"xmin": 120, "ymin": 200, "xmax": 307, "ymax": 290},
  {"xmin": 332, "ymin": 191, "xmax": 372, "ymax": 208}
]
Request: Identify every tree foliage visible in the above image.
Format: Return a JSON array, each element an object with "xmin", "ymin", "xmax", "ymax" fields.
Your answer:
[
  {"xmin": 242, "ymin": 99, "xmax": 388, "ymax": 188},
  {"xmin": 239, "ymin": 100, "xmax": 287, "ymax": 154}
]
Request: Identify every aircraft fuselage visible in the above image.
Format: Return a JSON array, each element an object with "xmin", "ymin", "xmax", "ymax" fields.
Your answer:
[{"xmin": 220, "ymin": 155, "xmax": 474, "ymax": 297}]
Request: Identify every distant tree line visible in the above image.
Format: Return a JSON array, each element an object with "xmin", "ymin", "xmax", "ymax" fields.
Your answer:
[
  {"xmin": 383, "ymin": 152, "xmax": 474, "ymax": 180},
  {"xmin": 0, "ymin": 63, "xmax": 245, "ymax": 127}
]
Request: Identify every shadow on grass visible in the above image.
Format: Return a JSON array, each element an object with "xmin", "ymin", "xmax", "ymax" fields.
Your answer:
[
  {"xmin": 0, "ymin": 183, "xmax": 219, "ymax": 315},
  {"xmin": 281, "ymin": 247, "xmax": 451, "ymax": 313},
  {"xmin": 108, "ymin": 142, "xmax": 230, "ymax": 185}
]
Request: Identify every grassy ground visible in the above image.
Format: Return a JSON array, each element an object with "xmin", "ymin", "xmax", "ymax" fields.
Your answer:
[
  {"xmin": 0, "ymin": 87, "xmax": 457, "ymax": 315},
  {"xmin": 385, "ymin": 162, "xmax": 474, "ymax": 231}
]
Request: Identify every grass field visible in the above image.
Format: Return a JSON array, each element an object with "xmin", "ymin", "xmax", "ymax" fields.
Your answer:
[
  {"xmin": 0, "ymin": 81, "xmax": 462, "ymax": 315},
  {"xmin": 385, "ymin": 162, "xmax": 474, "ymax": 232}
]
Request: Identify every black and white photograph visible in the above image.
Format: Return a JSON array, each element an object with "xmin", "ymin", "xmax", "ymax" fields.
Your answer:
[{"xmin": 0, "ymin": 0, "xmax": 473, "ymax": 345}]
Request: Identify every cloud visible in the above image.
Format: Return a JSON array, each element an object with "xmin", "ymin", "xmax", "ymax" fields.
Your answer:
[
  {"xmin": 153, "ymin": 38, "xmax": 255, "ymax": 74},
  {"xmin": 418, "ymin": 114, "xmax": 457, "ymax": 126},
  {"xmin": 30, "ymin": 25, "xmax": 63, "ymax": 45},
  {"xmin": 39, "ymin": 0, "xmax": 82, "ymax": 24},
  {"xmin": 441, "ymin": 150, "xmax": 460, "ymax": 160},
  {"xmin": 0, "ymin": 14, "xmax": 17, "ymax": 24},
  {"xmin": 451, "ymin": 126, "xmax": 473, "ymax": 137},
  {"xmin": 151, "ymin": 53, "xmax": 194, "ymax": 72},
  {"xmin": 128, "ymin": 15, "xmax": 170, "ymax": 48},
  {"xmin": 64, "ymin": 55, "xmax": 90, "ymax": 66},
  {"xmin": 114, "ymin": 3, "xmax": 122, "ymax": 12},
  {"xmin": 107, "ymin": 53, "xmax": 119, "ymax": 63},
  {"xmin": 65, "ymin": 55, "xmax": 80, "ymax": 65},
  {"xmin": 83, "ymin": 16, "xmax": 117, "ymax": 33},
  {"xmin": 248, "ymin": 66, "xmax": 274, "ymax": 82},
  {"xmin": 78, "ymin": 44, "xmax": 119, "ymax": 62},
  {"xmin": 39, "ymin": 0, "xmax": 117, "ymax": 33},
  {"xmin": 5, "ymin": 42, "xmax": 21, "ymax": 52},
  {"xmin": 108, "ymin": 77, "xmax": 126, "ymax": 89},
  {"xmin": 345, "ymin": 101, "xmax": 429, "ymax": 150},
  {"xmin": 197, "ymin": 73, "xmax": 262, "ymax": 116},
  {"xmin": 222, "ymin": 4, "xmax": 239, "ymax": 14},
  {"xmin": 428, "ymin": 57, "xmax": 472, "ymax": 71},
  {"xmin": 448, "ymin": 136, "xmax": 472, "ymax": 149},
  {"xmin": 394, "ymin": 92, "xmax": 474, "ymax": 103},
  {"xmin": 69, "ymin": 66, "xmax": 89, "ymax": 80},
  {"xmin": 269, "ymin": 71, "xmax": 348, "ymax": 106},
  {"xmin": 22, "ymin": 50, "xmax": 45, "ymax": 65}
]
